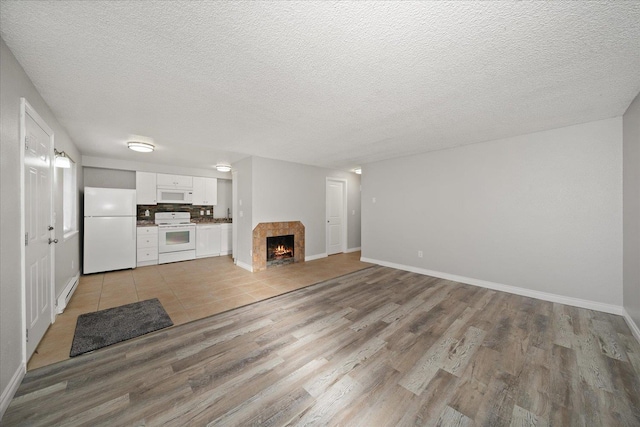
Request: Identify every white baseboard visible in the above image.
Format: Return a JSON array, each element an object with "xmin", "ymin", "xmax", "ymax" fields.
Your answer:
[
  {"xmin": 0, "ymin": 363, "xmax": 25, "ymax": 419},
  {"xmin": 236, "ymin": 260, "xmax": 253, "ymax": 272},
  {"xmin": 56, "ymin": 272, "xmax": 80, "ymax": 314},
  {"xmin": 623, "ymin": 308, "xmax": 640, "ymax": 344},
  {"xmin": 360, "ymin": 257, "xmax": 624, "ymax": 316},
  {"xmin": 305, "ymin": 253, "xmax": 327, "ymax": 262},
  {"xmin": 345, "ymin": 247, "xmax": 361, "ymax": 253}
]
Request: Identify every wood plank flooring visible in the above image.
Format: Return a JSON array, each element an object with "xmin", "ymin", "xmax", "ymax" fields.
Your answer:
[{"xmin": 3, "ymin": 266, "xmax": 640, "ymax": 426}]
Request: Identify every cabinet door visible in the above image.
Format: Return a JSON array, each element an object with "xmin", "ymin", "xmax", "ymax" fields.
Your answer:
[
  {"xmin": 136, "ymin": 172, "xmax": 157, "ymax": 205},
  {"xmin": 173, "ymin": 174, "xmax": 193, "ymax": 189},
  {"xmin": 157, "ymin": 174, "xmax": 193, "ymax": 189},
  {"xmin": 156, "ymin": 173, "xmax": 176, "ymax": 187},
  {"xmin": 196, "ymin": 225, "xmax": 221, "ymax": 258},
  {"xmin": 192, "ymin": 177, "xmax": 217, "ymax": 206},
  {"xmin": 220, "ymin": 224, "xmax": 232, "ymax": 254}
]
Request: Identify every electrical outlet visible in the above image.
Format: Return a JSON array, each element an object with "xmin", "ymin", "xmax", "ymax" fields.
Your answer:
[
  {"xmin": 418, "ymin": 251, "xmax": 423, "ymax": 258},
  {"xmin": 200, "ymin": 210, "xmax": 204, "ymax": 215},
  {"xmin": 206, "ymin": 210, "xmax": 210, "ymax": 215}
]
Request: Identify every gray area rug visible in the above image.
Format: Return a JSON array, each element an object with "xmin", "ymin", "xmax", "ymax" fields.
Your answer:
[{"xmin": 70, "ymin": 298, "xmax": 173, "ymax": 357}]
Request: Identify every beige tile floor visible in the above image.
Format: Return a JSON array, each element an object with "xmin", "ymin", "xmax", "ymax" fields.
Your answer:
[{"xmin": 28, "ymin": 252, "xmax": 371, "ymax": 370}]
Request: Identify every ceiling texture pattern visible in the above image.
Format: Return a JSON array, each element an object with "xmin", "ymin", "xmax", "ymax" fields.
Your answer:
[{"xmin": 1, "ymin": 1, "xmax": 639, "ymax": 171}]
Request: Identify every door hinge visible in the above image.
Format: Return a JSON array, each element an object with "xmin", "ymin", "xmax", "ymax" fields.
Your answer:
[
  {"xmin": 25, "ymin": 232, "xmax": 29, "ymax": 246},
  {"xmin": 26, "ymin": 329, "xmax": 29, "ymax": 343}
]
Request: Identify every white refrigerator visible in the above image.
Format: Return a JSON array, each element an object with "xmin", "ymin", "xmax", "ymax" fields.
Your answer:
[{"xmin": 84, "ymin": 187, "xmax": 137, "ymax": 274}]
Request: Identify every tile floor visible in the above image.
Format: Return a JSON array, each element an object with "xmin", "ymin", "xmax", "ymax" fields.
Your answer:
[{"xmin": 28, "ymin": 252, "xmax": 372, "ymax": 370}]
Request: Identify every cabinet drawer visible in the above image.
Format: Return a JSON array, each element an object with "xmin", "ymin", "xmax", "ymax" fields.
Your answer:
[
  {"xmin": 137, "ymin": 248, "xmax": 158, "ymax": 262},
  {"xmin": 137, "ymin": 226, "xmax": 158, "ymax": 236},
  {"xmin": 137, "ymin": 235, "xmax": 158, "ymax": 248}
]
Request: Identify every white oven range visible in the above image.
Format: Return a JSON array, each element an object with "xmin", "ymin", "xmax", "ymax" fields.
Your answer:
[{"xmin": 155, "ymin": 212, "xmax": 196, "ymax": 264}]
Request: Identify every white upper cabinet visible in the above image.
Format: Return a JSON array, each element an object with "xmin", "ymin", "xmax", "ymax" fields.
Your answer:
[
  {"xmin": 192, "ymin": 177, "xmax": 217, "ymax": 206},
  {"xmin": 136, "ymin": 171, "xmax": 157, "ymax": 205},
  {"xmin": 157, "ymin": 173, "xmax": 193, "ymax": 189}
]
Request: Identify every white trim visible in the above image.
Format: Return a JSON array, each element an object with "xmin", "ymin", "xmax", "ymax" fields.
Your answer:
[
  {"xmin": 623, "ymin": 308, "xmax": 640, "ymax": 344},
  {"xmin": 305, "ymin": 253, "xmax": 328, "ymax": 262},
  {"xmin": 360, "ymin": 257, "xmax": 624, "ymax": 315},
  {"xmin": 56, "ymin": 272, "xmax": 80, "ymax": 314},
  {"xmin": 236, "ymin": 260, "xmax": 253, "ymax": 272},
  {"xmin": 0, "ymin": 362, "xmax": 25, "ymax": 419},
  {"xmin": 346, "ymin": 247, "xmax": 361, "ymax": 253}
]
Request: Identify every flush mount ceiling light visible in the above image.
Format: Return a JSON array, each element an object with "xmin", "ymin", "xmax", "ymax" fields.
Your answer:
[
  {"xmin": 215, "ymin": 163, "xmax": 232, "ymax": 172},
  {"xmin": 127, "ymin": 141, "xmax": 154, "ymax": 153},
  {"xmin": 54, "ymin": 148, "xmax": 72, "ymax": 168},
  {"xmin": 354, "ymin": 168, "xmax": 362, "ymax": 175}
]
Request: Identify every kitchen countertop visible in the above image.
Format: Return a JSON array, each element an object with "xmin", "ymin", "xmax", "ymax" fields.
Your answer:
[
  {"xmin": 136, "ymin": 219, "xmax": 232, "ymax": 226},
  {"xmin": 192, "ymin": 218, "xmax": 233, "ymax": 224}
]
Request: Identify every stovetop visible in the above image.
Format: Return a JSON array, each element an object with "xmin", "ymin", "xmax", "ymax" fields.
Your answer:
[{"xmin": 155, "ymin": 212, "xmax": 193, "ymax": 226}]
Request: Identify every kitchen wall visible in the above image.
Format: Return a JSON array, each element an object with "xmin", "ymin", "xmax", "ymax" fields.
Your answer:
[
  {"xmin": 234, "ymin": 157, "xmax": 254, "ymax": 270},
  {"xmin": 362, "ymin": 117, "xmax": 623, "ymax": 310},
  {"xmin": 83, "ymin": 167, "xmax": 233, "ymax": 219},
  {"xmin": 1, "ymin": 37, "xmax": 82, "ymax": 415},
  {"xmin": 623, "ymin": 92, "xmax": 640, "ymax": 336},
  {"xmin": 251, "ymin": 156, "xmax": 362, "ymax": 257},
  {"xmin": 84, "ymin": 167, "xmax": 135, "ymax": 189},
  {"xmin": 136, "ymin": 204, "xmax": 218, "ymax": 221},
  {"xmin": 215, "ymin": 179, "xmax": 232, "ymax": 219}
]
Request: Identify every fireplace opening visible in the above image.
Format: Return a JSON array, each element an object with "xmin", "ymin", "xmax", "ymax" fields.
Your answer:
[{"xmin": 267, "ymin": 234, "xmax": 294, "ymax": 267}]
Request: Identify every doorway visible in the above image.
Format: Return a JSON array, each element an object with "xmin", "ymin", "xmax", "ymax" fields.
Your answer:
[
  {"xmin": 21, "ymin": 99, "xmax": 55, "ymax": 360},
  {"xmin": 326, "ymin": 178, "xmax": 347, "ymax": 255}
]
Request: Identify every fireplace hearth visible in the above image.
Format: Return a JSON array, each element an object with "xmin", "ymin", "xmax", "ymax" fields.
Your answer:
[{"xmin": 267, "ymin": 235, "xmax": 294, "ymax": 267}]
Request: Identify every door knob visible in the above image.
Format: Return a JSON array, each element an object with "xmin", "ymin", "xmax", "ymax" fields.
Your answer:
[
  {"xmin": 48, "ymin": 226, "xmax": 54, "ymax": 230},
  {"xmin": 48, "ymin": 238, "xmax": 58, "ymax": 244}
]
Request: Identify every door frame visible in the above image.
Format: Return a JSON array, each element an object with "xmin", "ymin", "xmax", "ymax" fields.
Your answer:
[
  {"xmin": 20, "ymin": 98, "xmax": 56, "ymax": 364},
  {"xmin": 325, "ymin": 177, "xmax": 348, "ymax": 255}
]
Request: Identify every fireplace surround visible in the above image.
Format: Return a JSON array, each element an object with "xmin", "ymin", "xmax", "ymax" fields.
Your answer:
[{"xmin": 253, "ymin": 221, "xmax": 305, "ymax": 271}]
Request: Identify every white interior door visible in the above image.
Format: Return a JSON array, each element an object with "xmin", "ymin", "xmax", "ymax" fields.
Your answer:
[
  {"xmin": 22, "ymin": 100, "xmax": 54, "ymax": 359},
  {"xmin": 326, "ymin": 179, "xmax": 346, "ymax": 255}
]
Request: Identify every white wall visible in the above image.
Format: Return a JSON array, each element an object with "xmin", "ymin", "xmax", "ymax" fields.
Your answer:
[
  {"xmin": 623, "ymin": 93, "xmax": 640, "ymax": 334},
  {"xmin": 83, "ymin": 167, "xmax": 136, "ymax": 189},
  {"xmin": 362, "ymin": 118, "xmax": 623, "ymax": 308},
  {"xmin": 234, "ymin": 157, "xmax": 254, "ymax": 269},
  {"xmin": 1, "ymin": 38, "xmax": 82, "ymax": 415},
  {"xmin": 252, "ymin": 156, "xmax": 362, "ymax": 257}
]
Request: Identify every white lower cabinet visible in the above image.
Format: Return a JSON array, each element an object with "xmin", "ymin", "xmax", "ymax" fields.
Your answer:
[
  {"xmin": 220, "ymin": 223, "xmax": 232, "ymax": 255},
  {"xmin": 196, "ymin": 224, "xmax": 221, "ymax": 258},
  {"xmin": 137, "ymin": 226, "xmax": 158, "ymax": 266}
]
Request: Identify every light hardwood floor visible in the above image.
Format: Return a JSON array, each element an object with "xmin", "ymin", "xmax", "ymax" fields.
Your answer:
[
  {"xmin": 28, "ymin": 252, "xmax": 372, "ymax": 370},
  {"xmin": 6, "ymin": 265, "xmax": 640, "ymax": 426}
]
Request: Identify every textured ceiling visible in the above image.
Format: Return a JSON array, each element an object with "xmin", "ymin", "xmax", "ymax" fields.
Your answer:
[{"xmin": 1, "ymin": 1, "xmax": 639, "ymax": 171}]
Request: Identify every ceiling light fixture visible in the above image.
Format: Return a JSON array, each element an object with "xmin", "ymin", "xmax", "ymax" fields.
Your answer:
[
  {"xmin": 354, "ymin": 168, "xmax": 362, "ymax": 175},
  {"xmin": 216, "ymin": 163, "xmax": 232, "ymax": 172},
  {"xmin": 54, "ymin": 149, "xmax": 72, "ymax": 168},
  {"xmin": 127, "ymin": 141, "xmax": 154, "ymax": 153}
]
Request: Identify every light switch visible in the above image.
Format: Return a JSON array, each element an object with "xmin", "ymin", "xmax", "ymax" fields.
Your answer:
[
  {"xmin": 352, "ymin": 210, "xmax": 355, "ymax": 215},
  {"xmin": 239, "ymin": 211, "xmax": 244, "ymax": 217},
  {"xmin": 372, "ymin": 197, "xmax": 376, "ymax": 203}
]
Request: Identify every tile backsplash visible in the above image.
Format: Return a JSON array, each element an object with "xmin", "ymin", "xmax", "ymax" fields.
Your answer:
[{"xmin": 137, "ymin": 204, "xmax": 214, "ymax": 221}]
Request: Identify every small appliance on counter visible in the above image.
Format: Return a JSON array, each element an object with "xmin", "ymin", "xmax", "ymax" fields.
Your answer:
[
  {"xmin": 155, "ymin": 212, "xmax": 196, "ymax": 264},
  {"xmin": 84, "ymin": 187, "xmax": 137, "ymax": 274}
]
